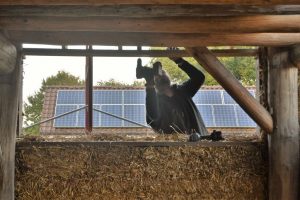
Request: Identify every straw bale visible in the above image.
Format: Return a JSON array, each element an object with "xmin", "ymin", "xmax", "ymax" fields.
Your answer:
[{"xmin": 16, "ymin": 142, "xmax": 266, "ymax": 200}]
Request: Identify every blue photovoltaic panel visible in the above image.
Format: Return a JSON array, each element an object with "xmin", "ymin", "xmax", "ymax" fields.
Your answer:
[
  {"xmin": 77, "ymin": 105, "xmax": 85, "ymax": 127},
  {"xmin": 124, "ymin": 105, "xmax": 146, "ymax": 126},
  {"xmin": 124, "ymin": 90, "xmax": 145, "ymax": 104},
  {"xmin": 57, "ymin": 90, "xmax": 84, "ymax": 104},
  {"xmin": 54, "ymin": 89, "xmax": 257, "ymax": 128},
  {"xmin": 196, "ymin": 105, "xmax": 214, "ymax": 127},
  {"xmin": 213, "ymin": 105, "xmax": 237, "ymax": 127},
  {"xmin": 77, "ymin": 105, "xmax": 101, "ymax": 127},
  {"xmin": 249, "ymin": 90, "xmax": 255, "ymax": 97},
  {"xmin": 235, "ymin": 106, "xmax": 256, "ymax": 127},
  {"xmin": 193, "ymin": 90, "xmax": 222, "ymax": 104},
  {"xmin": 93, "ymin": 91, "xmax": 122, "ymax": 104},
  {"xmin": 223, "ymin": 90, "xmax": 256, "ymax": 104},
  {"xmin": 223, "ymin": 91, "xmax": 237, "ymax": 104},
  {"xmin": 100, "ymin": 105, "xmax": 123, "ymax": 127},
  {"xmin": 54, "ymin": 105, "xmax": 77, "ymax": 127}
]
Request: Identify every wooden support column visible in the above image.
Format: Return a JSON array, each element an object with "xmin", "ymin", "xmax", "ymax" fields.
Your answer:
[
  {"xmin": 268, "ymin": 46, "xmax": 299, "ymax": 200},
  {"xmin": 186, "ymin": 47, "xmax": 273, "ymax": 133},
  {"xmin": 0, "ymin": 34, "xmax": 16, "ymax": 74},
  {"xmin": 0, "ymin": 34, "xmax": 20, "ymax": 199},
  {"xmin": 85, "ymin": 45, "xmax": 93, "ymax": 134}
]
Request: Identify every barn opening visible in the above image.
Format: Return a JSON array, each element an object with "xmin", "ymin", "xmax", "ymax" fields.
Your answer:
[{"xmin": 0, "ymin": 1, "xmax": 299, "ymax": 199}]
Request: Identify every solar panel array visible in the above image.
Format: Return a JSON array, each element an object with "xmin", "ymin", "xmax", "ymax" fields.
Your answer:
[{"xmin": 54, "ymin": 89, "xmax": 256, "ymax": 128}]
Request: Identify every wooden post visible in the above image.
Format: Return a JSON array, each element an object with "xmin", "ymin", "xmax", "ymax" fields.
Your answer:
[
  {"xmin": 85, "ymin": 45, "xmax": 93, "ymax": 134},
  {"xmin": 17, "ymin": 56, "xmax": 23, "ymax": 137},
  {"xmin": 186, "ymin": 47, "xmax": 273, "ymax": 133},
  {"xmin": 268, "ymin": 46, "xmax": 299, "ymax": 200},
  {"xmin": 258, "ymin": 47, "xmax": 270, "ymax": 141},
  {"xmin": 0, "ymin": 34, "xmax": 20, "ymax": 199}
]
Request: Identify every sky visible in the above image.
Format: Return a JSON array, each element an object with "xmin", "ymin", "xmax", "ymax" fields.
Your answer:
[{"xmin": 22, "ymin": 45, "xmax": 151, "ymax": 101}]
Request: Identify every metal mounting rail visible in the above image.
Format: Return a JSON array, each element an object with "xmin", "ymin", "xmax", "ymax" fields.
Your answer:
[
  {"xmin": 93, "ymin": 107, "xmax": 149, "ymax": 128},
  {"xmin": 23, "ymin": 105, "xmax": 149, "ymax": 129},
  {"xmin": 23, "ymin": 106, "xmax": 87, "ymax": 129}
]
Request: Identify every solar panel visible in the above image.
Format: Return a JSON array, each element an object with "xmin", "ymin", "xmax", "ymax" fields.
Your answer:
[
  {"xmin": 93, "ymin": 90, "xmax": 122, "ymax": 104},
  {"xmin": 54, "ymin": 89, "xmax": 257, "ymax": 128},
  {"xmin": 235, "ymin": 106, "xmax": 256, "ymax": 127},
  {"xmin": 77, "ymin": 105, "xmax": 101, "ymax": 127},
  {"xmin": 124, "ymin": 90, "xmax": 145, "ymax": 104},
  {"xmin": 196, "ymin": 105, "xmax": 215, "ymax": 127},
  {"xmin": 57, "ymin": 90, "xmax": 84, "ymax": 104},
  {"xmin": 77, "ymin": 105, "xmax": 85, "ymax": 127},
  {"xmin": 223, "ymin": 91, "xmax": 237, "ymax": 104},
  {"xmin": 213, "ymin": 105, "xmax": 237, "ymax": 127},
  {"xmin": 54, "ymin": 105, "xmax": 78, "ymax": 127},
  {"xmin": 249, "ymin": 90, "xmax": 255, "ymax": 97},
  {"xmin": 193, "ymin": 90, "xmax": 222, "ymax": 104},
  {"xmin": 124, "ymin": 105, "xmax": 146, "ymax": 127},
  {"xmin": 100, "ymin": 105, "xmax": 123, "ymax": 127},
  {"xmin": 223, "ymin": 90, "xmax": 256, "ymax": 105}
]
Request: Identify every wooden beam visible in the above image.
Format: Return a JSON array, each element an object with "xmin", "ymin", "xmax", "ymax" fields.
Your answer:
[
  {"xmin": 268, "ymin": 47, "xmax": 299, "ymax": 200},
  {"xmin": 0, "ymin": 50, "xmax": 22, "ymax": 200},
  {"xmin": 21, "ymin": 48, "xmax": 258, "ymax": 57},
  {"xmin": 0, "ymin": 34, "xmax": 17, "ymax": 74},
  {"xmin": 85, "ymin": 46, "xmax": 93, "ymax": 134},
  {"xmin": 1, "ymin": 15, "xmax": 300, "ymax": 33},
  {"xmin": 186, "ymin": 47, "xmax": 273, "ymax": 133},
  {"xmin": 7, "ymin": 31, "xmax": 300, "ymax": 46},
  {"xmin": 0, "ymin": 0, "xmax": 298, "ymax": 6},
  {"xmin": 0, "ymin": 5, "xmax": 299, "ymax": 17}
]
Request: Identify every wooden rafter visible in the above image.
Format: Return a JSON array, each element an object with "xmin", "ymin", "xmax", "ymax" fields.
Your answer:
[
  {"xmin": 0, "ymin": 5, "xmax": 299, "ymax": 17},
  {"xmin": 0, "ymin": 0, "xmax": 299, "ymax": 6},
  {"xmin": 8, "ymin": 31, "xmax": 300, "ymax": 46},
  {"xmin": 1, "ymin": 15, "xmax": 299, "ymax": 33}
]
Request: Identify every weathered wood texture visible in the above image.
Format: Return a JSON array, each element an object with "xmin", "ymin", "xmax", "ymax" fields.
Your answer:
[
  {"xmin": 0, "ymin": 49, "xmax": 22, "ymax": 200},
  {"xmin": 0, "ymin": 0, "xmax": 298, "ymax": 5},
  {"xmin": 85, "ymin": 48, "xmax": 93, "ymax": 134},
  {"xmin": 1, "ymin": 15, "xmax": 299, "ymax": 33},
  {"xmin": 7, "ymin": 31, "xmax": 300, "ymax": 46},
  {"xmin": 268, "ymin": 47, "xmax": 299, "ymax": 200},
  {"xmin": 0, "ymin": 5, "xmax": 299, "ymax": 17},
  {"xmin": 186, "ymin": 47, "xmax": 273, "ymax": 133},
  {"xmin": 0, "ymin": 34, "xmax": 16, "ymax": 74},
  {"xmin": 257, "ymin": 47, "xmax": 270, "ymax": 142}
]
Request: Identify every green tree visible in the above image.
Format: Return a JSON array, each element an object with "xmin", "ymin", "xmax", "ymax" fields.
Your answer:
[
  {"xmin": 219, "ymin": 57, "xmax": 256, "ymax": 85},
  {"xmin": 97, "ymin": 78, "xmax": 145, "ymax": 87},
  {"xmin": 149, "ymin": 57, "xmax": 219, "ymax": 85},
  {"xmin": 24, "ymin": 71, "xmax": 84, "ymax": 135},
  {"xmin": 149, "ymin": 51, "xmax": 256, "ymax": 86}
]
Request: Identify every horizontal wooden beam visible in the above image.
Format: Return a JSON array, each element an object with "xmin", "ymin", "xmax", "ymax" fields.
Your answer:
[
  {"xmin": 0, "ymin": 0, "xmax": 298, "ymax": 6},
  {"xmin": 8, "ymin": 31, "xmax": 300, "ymax": 46},
  {"xmin": 0, "ymin": 5, "xmax": 299, "ymax": 17},
  {"xmin": 22, "ymin": 48, "xmax": 258, "ymax": 57},
  {"xmin": 187, "ymin": 46, "xmax": 273, "ymax": 133},
  {"xmin": 1, "ymin": 15, "xmax": 300, "ymax": 33},
  {"xmin": 0, "ymin": 34, "xmax": 17, "ymax": 74}
]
